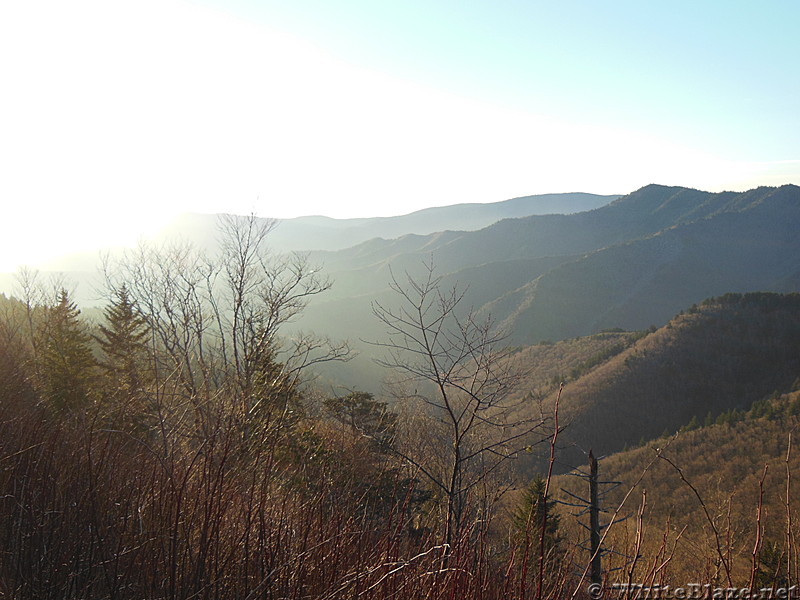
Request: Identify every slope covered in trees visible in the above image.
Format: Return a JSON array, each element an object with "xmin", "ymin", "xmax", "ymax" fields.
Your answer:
[
  {"xmin": 496, "ymin": 185, "xmax": 800, "ymax": 343},
  {"xmin": 554, "ymin": 391, "xmax": 800, "ymax": 582},
  {"xmin": 531, "ymin": 292, "xmax": 800, "ymax": 473}
]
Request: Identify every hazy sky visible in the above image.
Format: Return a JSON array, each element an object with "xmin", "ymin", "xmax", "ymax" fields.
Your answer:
[{"xmin": 1, "ymin": 0, "xmax": 799, "ymax": 271}]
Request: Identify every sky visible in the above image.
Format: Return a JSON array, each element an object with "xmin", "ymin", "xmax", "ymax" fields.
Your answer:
[{"xmin": 1, "ymin": 0, "xmax": 799, "ymax": 272}]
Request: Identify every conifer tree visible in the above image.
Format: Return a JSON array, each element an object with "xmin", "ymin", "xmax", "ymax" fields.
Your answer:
[
  {"xmin": 511, "ymin": 474, "xmax": 561, "ymax": 550},
  {"xmin": 96, "ymin": 284, "xmax": 151, "ymax": 396},
  {"xmin": 680, "ymin": 415, "xmax": 700, "ymax": 432},
  {"xmin": 0, "ymin": 295, "xmax": 36, "ymax": 405},
  {"xmin": 510, "ymin": 474, "xmax": 563, "ymax": 590},
  {"xmin": 36, "ymin": 289, "xmax": 97, "ymax": 413}
]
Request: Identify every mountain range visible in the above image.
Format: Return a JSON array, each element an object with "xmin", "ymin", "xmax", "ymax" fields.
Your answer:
[
  {"xmin": 5, "ymin": 182, "xmax": 800, "ymax": 589},
  {"xmin": 156, "ymin": 191, "xmax": 617, "ymax": 253},
  {"xmin": 4, "ymin": 183, "xmax": 799, "ymax": 393},
  {"xmin": 290, "ymin": 183, "xmax": 800, "ymax": 389},
  {"xmin": 0, "ymin": 191, "xmax": 615, "ymax": 302}
]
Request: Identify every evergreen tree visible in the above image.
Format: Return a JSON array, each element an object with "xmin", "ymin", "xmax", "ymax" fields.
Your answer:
[
  {"xmin": 509, "ymin": 474, "xmax": 563, "ymax": 592},
  {"xmin": 511, "ymin": 474, "xmax": 561, "ymax": 550},
  {"xmin": 756, "ymin": 541, "xmax": 789, "ymax": 588},
  {"xmin": 36, "ymin": 289, "xmax": 97, "ymax": 413},
  {"xmin": 680, "ymin": 415, "xmax": 700, "ymax": 432},
  {"xmin": 96, "ymin": 285, "xmax": 152, "ymax": 423},
  {"xmin": 0, "ymin": 296, "xmax": 37, "ymax": 406},
  {"xmin": 96, "ymin": 285, "xmax": 151, "ymax": 396}
]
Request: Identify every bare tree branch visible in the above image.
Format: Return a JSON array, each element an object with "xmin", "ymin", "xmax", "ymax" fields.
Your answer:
[{"xmin": 369, "ymin": 259, "xmax": 545, "ymax": 546}]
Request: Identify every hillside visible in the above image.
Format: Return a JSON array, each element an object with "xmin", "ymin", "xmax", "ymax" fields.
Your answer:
[
  {"xmin": 509, "ymin": 294, "xmax": 800, "ymax": 582},
  {"xmin": 524, "ymin": 293, "xmax": 800, "ymax": 474},
  {"xmin": 553, "ymin": 394, "xmax": 800, "ymax": 581},
  {"xmin": 319, "ymin": 291, "xmax": 800, "ymax": 480},
  {"xmin": 495, "ymin": 185, "xmax": 800, "ymax": 343}
]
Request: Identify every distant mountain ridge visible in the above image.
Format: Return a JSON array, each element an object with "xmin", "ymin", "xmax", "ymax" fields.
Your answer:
[
  {"xmin": 293, "ymin": 183, "xmax": 800, "ymax": 388},
  {"xmin": 493, "ymin": 184, "xmax": 800, "ymax": 343},
  {"xmin": 155, "ymin": 192, "xmax": 618, "ymax": 254},
  {"xmin": 315, "ymin": 184, "xmax": 799, "ymax": 275},
  {"xmin": 0, "ymin": 191, "xmax": 617, "ymax": 303}
]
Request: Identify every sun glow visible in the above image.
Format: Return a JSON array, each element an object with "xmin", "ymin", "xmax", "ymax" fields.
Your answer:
[{"xmin": 0, "ymin": 0, "xmax": 797, "ymax": 273}]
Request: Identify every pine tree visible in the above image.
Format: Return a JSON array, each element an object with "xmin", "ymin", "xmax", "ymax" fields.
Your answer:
[
  {"xmin": 756, "ymin": 541, "xmax": 789, "ymax": 588},
  {"xmin": 680, "ymin": 415, "xmax": 700, "ymax": 432},
  {"xmin": 36, "ymin": 289, "xmax": 97, "ymax": 413},
  {"xmin": 96, "ymin": 285, "xmax": 151, "ymax": 395},
  {"xmin": 0, "ymin": 296, "xmax": 37, "ymax": 405},
  {"xmin": 510, "ymin": 474, "xmax": 563, "ymax": 589},
  {"xmin": 511, "ymin": 474, "xmax": 561, "ymax": 549}
]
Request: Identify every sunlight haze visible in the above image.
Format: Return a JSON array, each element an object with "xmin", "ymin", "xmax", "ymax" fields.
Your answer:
[{"xmin": 1, "ymin": 0, "xmax": 798, "ymax": 272}]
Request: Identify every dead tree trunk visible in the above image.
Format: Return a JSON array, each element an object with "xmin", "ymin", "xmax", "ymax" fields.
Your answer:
[{"xmin": 589, "ymin": 449, "xmax": 602, "ymax": 585}]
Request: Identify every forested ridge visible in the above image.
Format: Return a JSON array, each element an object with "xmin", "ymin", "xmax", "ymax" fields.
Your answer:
[{"xmin": 537, "ymin": 292, "xmax": 800, "ymax": 472}]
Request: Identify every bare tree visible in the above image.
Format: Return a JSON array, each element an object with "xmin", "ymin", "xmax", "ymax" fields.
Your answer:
[
  {"xmin": 371, "ymin": 260, "xmax": 545, "ymax": 546},
  {"xmin": 101, "ymin": 213, "xmax": 350, "ymax": 439},
  {"xmin": 215, "ymin": 214, "xmax": 349, "ymax": 394},
  {"xmin": 213, "ymin": 214, "xmax": 351, "ymax": 438}
]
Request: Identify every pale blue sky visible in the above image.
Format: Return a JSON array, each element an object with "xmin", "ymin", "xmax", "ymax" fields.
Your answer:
[
  {"xmin": 219, "ymin": 0, "xmax": 800, "ymax": 160},
  {"xmin": 0, "ymin": 0, "xmax": 798, "ymax": 270}
]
